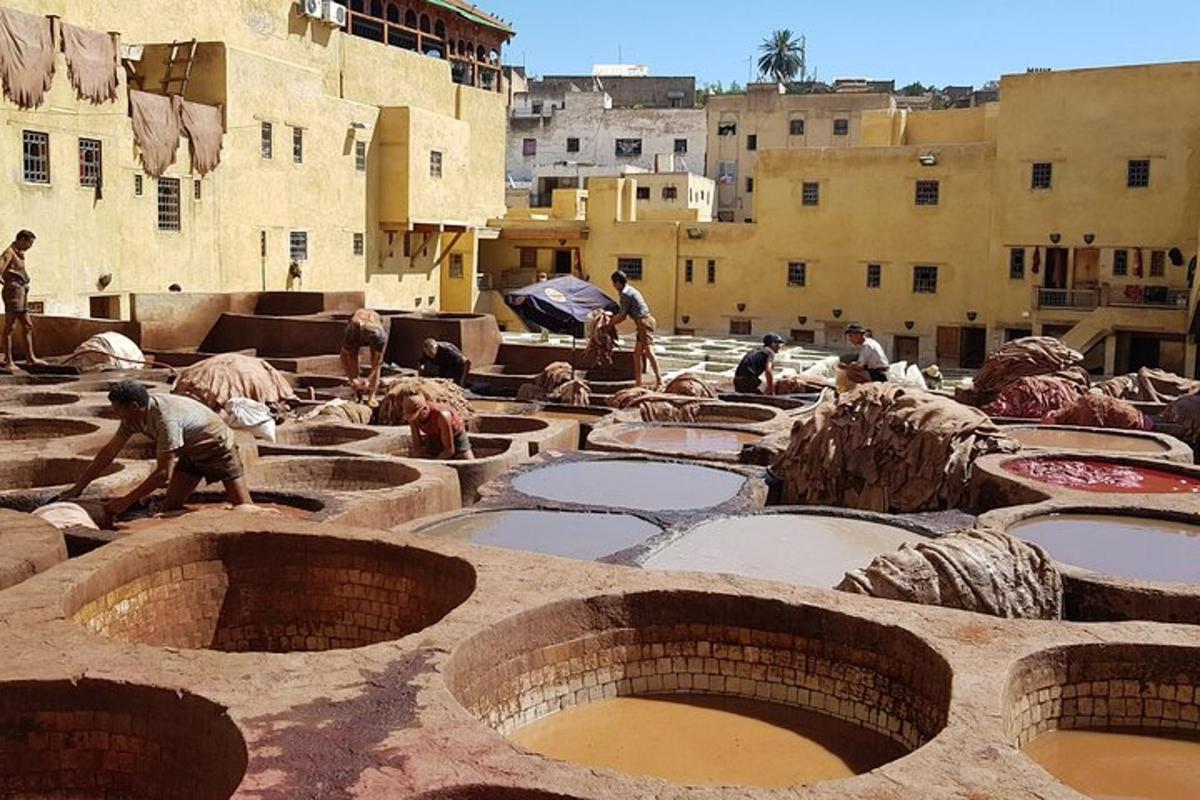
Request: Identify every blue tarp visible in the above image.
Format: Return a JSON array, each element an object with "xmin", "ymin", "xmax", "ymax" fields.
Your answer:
[{"xmin": 504, "ymin": 276, "xmax": 619, "ymax": 338}]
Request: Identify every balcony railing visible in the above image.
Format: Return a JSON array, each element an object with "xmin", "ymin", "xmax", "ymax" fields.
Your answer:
[
  {"xmin": 1034, "ymin": 285, "xmax": 1190, "ymax": 311},
  {"xmin": 1035, "ymin": 288, "xmax": 1098, "ymax": 309},
  {"xmin": 345, "ymin": 10, "xmax": 502, "ymax": 92}
]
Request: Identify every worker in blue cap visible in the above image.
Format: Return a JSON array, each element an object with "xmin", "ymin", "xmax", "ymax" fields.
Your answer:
[{"xmin": 734, "ymin": 333, "xmax": 784, "ymax": 394}]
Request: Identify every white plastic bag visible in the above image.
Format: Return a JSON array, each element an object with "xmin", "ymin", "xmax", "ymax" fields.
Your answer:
[{"xmin": 223, "ymin": 397, "xmax": 277, "ymax": 442}]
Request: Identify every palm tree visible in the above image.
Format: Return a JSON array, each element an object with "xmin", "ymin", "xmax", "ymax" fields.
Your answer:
[{"xmin": 757, "ymin": 29, "xmax": 805, "ymax": 84}]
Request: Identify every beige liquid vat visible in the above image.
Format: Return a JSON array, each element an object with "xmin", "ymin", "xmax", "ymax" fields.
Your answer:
[
  {"xmin": 610, "ymin": 426, "xmax": 761, "ymax": 454},
  {"xmin": 1023, "ymin": 728, "xmax": 1200, "ymax": 799},
  {"xmin": 1010, "ymin": 427, "xmax": 1166, "ymax": 453},
  {"xmin": 510, "ymin": 694, "xmax": 905, "ymax": 788}
]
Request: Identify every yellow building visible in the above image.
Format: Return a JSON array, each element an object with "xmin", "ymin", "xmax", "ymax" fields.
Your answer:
[
  {"xmin": 1, "ymin": 0, "xmax": 511, "ymax": 317},
  {"xmin": 483, "ymin": 61, "xmax": 1200, "ymax": 377}
]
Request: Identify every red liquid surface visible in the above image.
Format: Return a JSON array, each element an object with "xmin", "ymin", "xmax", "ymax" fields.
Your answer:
[{"xmin": 1004, "ymin": 458, "xmax": 1200, "ymax": 494}]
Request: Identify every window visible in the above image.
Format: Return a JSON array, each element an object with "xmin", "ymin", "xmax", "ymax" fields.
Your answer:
[
  {"xmin": 801, "ymin": 181, "xmax": 819, "ymax": 206},
  {"xmin": 449, "ymin": 253, "xmax": 464, "ymax": 278},
  {"xmin": 718, "ymin": 161, "xmax": 736, "ymax": 184},
  {"xmin": 718, "ymin": 121, "xmax": 737, "ymax": 136},
  {"xmin": 134, "ymin": 174, "xmax": 143, "ymax": 196},
  {"xmin": 636, "ymin": 186, "xmax": 650, "ymax": 200},
  {"xmin": 706, "ymin": 259, "xmax": 716, "ymax": 284},
  {"xmin": 156, "ymin": 178, "xmax": 180, "ymax": 231},
  {"xmin": 566, "ymin": 137, "xmax": 579, "ymax": 153},
  {"xmin": 292, "ymin": 127, "xmax": 303, "ymax": 164},
  {"xmin": 531, "ymin": 101, "xmax": 543, "ymax": 115},
  {"xmin": 1113, "ymin": 249, "xmax": 1129, "ymax": 276},
  {"xmin": 430, "ymin": 150, "xmax": 442, "ymax": 178},
  {"xmin": 674, "ymin": 138, "xmax": 688, "ymax": 154},
  {"xmin": 1009, "ymin": 248, "xmax": 1025, "ymax": 279},
  {"xmin": 617, "ymin": 257, "xmax": 643, "ymax": 280},
  {"xmin": 1031, "ymin": 162, "xmax": 1052, "ymax": 189},
  {"xmin": 789, "ymin": 118, "xmax": 805, "ymax": 136},
  {"xmin": 260, "ymin": 122, "xmax": 272, "ymax": 159},
  {"xmin": 355, "ymin": 141, "xmax": 367, "ymax": 171},
  {"xmin": 522, "ymin": 137, "xmax": 537, "ymax": 156},
  {"xmin": 192, "ymin": 179, "xmax": 201, "ymax": 201},
  {"xmin": 913, "ymin": 265, "xmax": 938, "ymax": 293},
  {"xmin": 1127, "ymin": 159, "xmax": 1150, "ymax": 188},
  {"xmin": 22, "ymin": 131, "xmax": 49, "ymax": 183},
  {"xmin": 353, "ymin": 232, "xmax": 364, "ymax": 256},
  {"xmin": 78, "ymin": 138, "xmax": 102, "ymax": 188},
  {"xmin": 915, "ymin": 180, "xmax": 940, "ymax": 206},
  {"xmin": 615, "ymin": 138, "xmax": 642, "ymax": 157},
  {"xmin": 684, "ymin": 259, "xmax": 693, "ymax": 283},
  {"xmin": 833, "ymin": 118, "xmax": 849, "ymax": 136},
  {"xmin": 519, "ymin": 247, "xmax": 537, "ymax": 269},
  {"xmin": 747, "ymin": 134, "xmax": 757, "ymax": 151},
  {"xmin": 745, "ymin": 177, "xmax": 754, "ymax": 193},
  {"xmin": 730, "ymin": 319, "xmax": 752, "ymax": 336},
  {"xmin": 787, "ymin": 261, "xmax": 806, "ymax": 287},
  {"xmin": 662, "ymin": 186, "xmax": 678, "ymax": 200},
  {"xmin": 867, "ymin": 263, "xmax": 881, "ymax": 288},
  {"xmin": 1150, "ymin": 250, "xmax": 1165, "ymax": 277},
  {"xmin": 289, "ymin": 230, "xmax": 308, "ymax": 262}
]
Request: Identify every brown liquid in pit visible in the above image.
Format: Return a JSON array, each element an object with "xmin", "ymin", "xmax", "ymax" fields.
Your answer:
[
  {"xmin": 532, "ymin": 410, "xmax": 608, "ymax": 423},
  {"xmin": 117, "ymin": 502, "xmax": 311, "ymax": 532},
  {"xmin": 1023, "ymin": 728, "xmax": 1200, "ymax": 800},
  {"xmin": 469, "ymin": 400, "xmax": 529, "ymax": 414},
  {"xmin": 510, "ymin": 695, "xmax": 905, "ymax": 788},
  {"xmin": 1011, "ymin": 427, "xmax": 1167, "ymax": 453},
  {"xmin": 611, "ymin": 426, "xmax": 761, "ymax": 454}
]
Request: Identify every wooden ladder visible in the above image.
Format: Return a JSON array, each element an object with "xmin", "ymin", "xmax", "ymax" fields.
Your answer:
[{"xmin": 160, "ymin": 39, "xmax": 198, "ymax": 96}]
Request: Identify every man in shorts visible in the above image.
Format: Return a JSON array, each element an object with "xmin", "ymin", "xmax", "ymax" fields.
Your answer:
[
  {"xmin": 418, "ymin": 338, "xmax": 471, "ymax": 386},
  {"xmin": 609, "ymin": 270, "xmax": 661, "ymax": 388},
  {"xmin": 402, "ymin": 393, "xmax": 474, "ymax": 460},
  {"xmin": 61, "ymin": 381, "xmax": 251, "ymax": 517},
  {"xmin": 340, "ymin": 308, "xmax": 387, "ymax": 404},
  {"xmin": 1, "ymin": 230, "xmax": 43, "ymax": 370}
]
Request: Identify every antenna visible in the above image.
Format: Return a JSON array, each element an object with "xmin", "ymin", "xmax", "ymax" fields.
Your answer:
[
  {"xmin": 618, "ymin": 43, "xmax": 622, "ymax": 63},
  {"xmin": 799, "ymin": 35, "xmax": 807, "ymax": 84}
]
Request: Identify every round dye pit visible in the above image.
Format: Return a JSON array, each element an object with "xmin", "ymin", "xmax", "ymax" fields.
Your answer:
[
  {"xmin": 417, "ymin": 509, "xmax": 661, "ymax": 560},
  {"xmin": 0, "ymin": 416, "xmax": 100, "ymax": 441},
  {"xmin": 249, "ymin": 456, "xmax": 424, "ymax": 492},
  {"xmin": 0, "ymin": 456, "xmax": 124, "ymax": 491},
  {"xmin": 473, "ymin": 416, "xmax": 548, "ymax": 435},
  {"xmin": 642, "ymin": 513, "xmax": 926, "ymax": 587},
  {"xmin": 115, "ymin": 493, "xmax": 325, "ymax": 533},
  {"xmin": 531, "ymin": 409, "xmax": 609, "ymax": 424},
  {"xmin": 0, "ymin": 678, "xmax": 246, "ymax": 800},
  {"xmin": 1008, "ymin": 427, "xmax": 1169, "ymax": 454},
  {"xmin": 510, "ymin": 459, "xmax": 746, "ymax": 512},
  {"xmin": 6, "ymin": 391, "xmax": 81, "ymax": 408},
  {"xmin": 1003, "ymin": 458, "xmax": 1200, "ymax": 494},
  {"xmin": 1008, "ymin": 513, "xmax": 1200, "ymax": 584},
  {"xmin": 73, "ymin": 532, "xmax": 475, "ymax": 652},
  {"xmin": 274, "ymin": 423, "xmax": 380, "ymax": 448},
  {"xmin": 607, "ymin": 426, "xmax": 761, "ymax": 456},
  {"xmin": 469, "ymin": 399, "xmax": 532, "ymax": 415},
  {"xmin": 1023, "ymin": 729, "xmax": 1200, "ymax": 800}
]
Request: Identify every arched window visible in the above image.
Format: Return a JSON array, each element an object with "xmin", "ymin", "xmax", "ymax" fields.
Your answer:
[
  {"xmin": 458, "ymin": 39, "xmax": 466, "ymax": 55},
  {"xmin": 476, "ymin": 45, "xmax": 485, "ymax": 62},
  {"xmin": 489, "ymin": 48, "xmax": 499, "ymax": 65},
  {"xmin": 405, "ymin": 9, "xmax": 417, "ymax": 27},
  {"xmin": 385, "ymin": 2, "xmax": 400, "ymax": 23},
  {"xmin": 447, "ymin": 40, "xmax": 455, "ymax": 54},
  {"xmin": 419, "ymin": 13, "xmax": 430, "ymax": 32},
  {"xmin": 434, "ymin": 19, "xmax": 446, "ymax": 39},
  {"xmin": 370, "ymin": 0, "xmax": 383, "ymax": 18}
]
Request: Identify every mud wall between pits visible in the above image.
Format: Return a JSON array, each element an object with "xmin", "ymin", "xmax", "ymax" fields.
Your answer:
[
  {"xmin": 131, "ymin": 292, "xmax": 259, "ymax": 351},
  {"xmin": 199, "ymin": 314, "xmax": 362, "ymax": 358},
  {"xmin": 10, "ymin": 316, "xmax": 142, "ymax": 358},
  {"xmin": 495, "ymin": 343, "xmax": 634, "ymax": 375},
  {"xmin": 388, "ymin": 314, "xmax": 503, "ymax": 369}
]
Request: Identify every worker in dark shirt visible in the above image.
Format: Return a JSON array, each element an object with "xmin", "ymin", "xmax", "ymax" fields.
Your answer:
[
  {"xmin": 734, "ymin": 333, "xmax": 784, "ymax": 394},
  {"xmin": 418, "ymin": 338, "xmax": 471, "ymax": 386}
]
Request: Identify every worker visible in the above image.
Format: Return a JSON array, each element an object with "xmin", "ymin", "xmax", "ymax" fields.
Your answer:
[
  {"xmin": 608, "ymin": 270, "xmax": 661, "ymax": 388},
  {"xmin": 402, "ymin": 393, "xmax": 474, "ymax": 460},
  {"xmin": 1, "ymin": 230, "xmax": 43, "ymax": 371},
  {"xmin": 340, "ymin": 308, "xmax": 387, "ymax": 404},
  {"xmin": 286, "ymin": 259, "xmax": 303, "ymax": 291},
  {"xmin": 60, "ymin": 381, "xmax": 251, "ymax": 516},
  {"xmin": 418, "ymin": 338, "xmax": 471, "ymax": 386},
  {"xmin": 846, "ymin": 323, "xmax": 890, "ymax": 382},
  {"xmin": 734, "ymin": 333, "xmax": 784, "ymax": 394}
]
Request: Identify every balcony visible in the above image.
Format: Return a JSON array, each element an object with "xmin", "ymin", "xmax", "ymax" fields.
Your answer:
[
  {"xmin": 1034, "ymin": 285, "xmax": 1189, "ymax": 311},
  {"xmin": 1034, "ymin": 288, "xmax": 1097, "ymax": 310}
]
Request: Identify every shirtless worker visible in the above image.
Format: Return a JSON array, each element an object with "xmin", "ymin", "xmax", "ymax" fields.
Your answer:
[
  {"xmin": 418, "ymin": 338, "xmax": 471, "ymax": 386},
  {"xmin": 402, "ymin": 393, "xmax": 474, "ymax": 460},
  {"xmin": 60, "ymin": 381, "xmax": 251, "ymax": 517},
  {"xmin": 1, "ymin": 230, "xmax": 44, "ymax": 371},
  {"xmin": 340, "ymin": 308, "xmax": 387, "ymax": 404},
  {"xmin": 846, "ymin": 323, "xmax": 890, "ymax": 382},
  {"xmin": 608, "ymin": 270, "xmax": 662, "ymax": 388},
  {"xmin": 734, "ymin": 333, "xmax": 784, "ymax": 394}
]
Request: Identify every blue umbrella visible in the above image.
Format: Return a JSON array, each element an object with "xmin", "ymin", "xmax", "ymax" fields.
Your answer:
[{"xmin": 505, "ymin": 276, "xmax": 619, "ymax": 338}]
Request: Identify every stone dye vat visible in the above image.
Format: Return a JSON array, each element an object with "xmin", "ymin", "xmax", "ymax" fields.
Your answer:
[
  {"xmin": 1003, "ymin": 457, "xmax": 1200, "ymax": 494},
  {"xmin": 412, "ymin": 509, "xmax": 662, "ymax": 561},
  {"xmin": 273, "ymin": 422, "xmax": 381, "ymax": 448},
  {"xmin": 72, "ymin": 531, "xmax": 475, "ymax": 653},
  {"xmin": 641, "ymin": 511, "xmax": 931, "ymax": 588},
  {"xmin": 591, "ymin": 424, "xmax": 763, "ymax": 462},
  {"xmin": 447, "ymin": 591, "xmax": 950, "ymax": 789},
  {"xmin": 1004, "ymin": 424, "xmax": 1189, "ymax": 461},
  {"xmin": 114, "ymin": 491, "xmax": 326, "ymax": 533},
  {"xmin": 0, "ymin": 508, "xmax": 66, "ymax": 590},
  {"xmin": 2, "ymin": 390, "xmax": 82, "ymax": 408},
  {"xmin": 468, "ymin": 398, "xmax": 534, "ymax": 415},
  {"xmin": 1023, "ymin": 729, "xmax": 1200, "ymax": 800},
  {"xmin": 0, "ymin": 456, "xmax": 144, "ymax": 512},
  {"xmin": 0, "ymin": 678, "xmax": 247, "ymax": 800},
  {"xmin": 471, "ymin": 415, "xmax": 578, "ymax": 456},
  {"xmin": 0, "ymin": 415, "xmax": 100, "ymax": 443}
]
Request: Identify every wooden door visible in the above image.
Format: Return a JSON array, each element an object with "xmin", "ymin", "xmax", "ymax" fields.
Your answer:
[
  {"xmin": 824, "ymin": 324, "xmax": 846, "ymax": 348},
  {"xmin": 1044, "ymin": 248, "xmax": 1069, "ymax": 289},
  {"xmin": 960, "ymin": 327, "xmax": 987, "ymax": 368},
  {"xmin": 554, "ymin": 249, "xmax": 573, "ymax": 274},
  {"xmin": 1073, "ymin": 248, "xmax": 1099, "ymax": 289},
  {"xmin": 894, "ymin": 335, "xmax": 920, "ymax": 364},
  {"xmin": 936, "ymin": 326, "xmax": 960, "ymax": 364}
]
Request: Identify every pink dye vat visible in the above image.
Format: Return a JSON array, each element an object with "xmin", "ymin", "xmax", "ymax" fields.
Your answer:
[{"xmin": 1003, "ymin": 458, "xmax": 1200, "ymax": 494}]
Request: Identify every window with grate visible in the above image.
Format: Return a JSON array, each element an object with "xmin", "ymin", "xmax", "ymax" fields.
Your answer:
[
  {"xmin": 289, "ymin": 231, "xmax": 308, "ymax": 262},
  {"xmin": 293, "ymin": 127, "xmax": 303, "ymax": 164},
  {"xmin": 745, "ymin": 177, "xmax": 754, "ymax": 193},
  {"xmin": 833, "ymin": 118, "xmax": 849, "ymax": 136},
  {"xmin": 1031, "ymin": 162, "xmax": 1052, "ymax": 189},
  {"xmin": 662, "ymin": 186, "xmax": 678, "ymax": 200},
  {"xmin": 617, "ymin": 257, "xmax": 643, "ymax": 280},
  {"xmin": 353, "ymin": 232, "xmax": 364, "ymax": 256},
  {"xmin": 355, "ymin": 141, "xmax": 367, "ymax": 171},
  {"xmin": 636, "ymin": 186, "xmax": 650, "ymax": 200},
  {"xmin": 802, "ymin": 181, "xmax": 819, "ymax": 206},
  {"xmin": 522, "ymin": 138, "xmax": 536, "ymax": 156},
  {"xmin": 718, "ymin": 121, "xmax": 737, "ymax": 136},
  {"xmin": 193, "ymin": 179, "xmax": 201, "ymax": 201},
  {"xmin": 729, "ymin": 319, "xmax": 752, "ymax": 336},
  {"xmin": 1009, "ymin": 248, "xmax": 1025, "ymax": 279},
  {"xmin": 674, "ymin": 138, "xmax": 688, "ymax": 154},
  {"xmin": 134, "ymin": 174, "xmax": 143, "ymax": 196},
  {"xmin": 449, "ymin": 252, "xmax": 464, "ymax": 278},
  {"xmin": 78, "ymin": 138, "xmax": 102, "ymax": 188},
  {"xmin": 1113, "ymin": 249, "xmax": 1129, "ymax": 276},
  {"xmin": 787, "ymin": 261, "xmax": 806, "ymax": 287},
  {"xmin": 519, "ymin": 248, "xmax": 537, "ymax": 269},
  {"xmin": 566, "ymin": 137, "xmax": 579, "ymax": 153},
  {"xmin": 430, "ymin": 150, "xmax": 442, "ymax": 178},
  {"xmin": 789, "ymin": 118, "xmax": 805, "ymax": 136},
  {"xmin": 22, "ymin": 130, "xmax": 49, "ymax": 183},
  {"xmin": 1127, "ymin": 159, "xmax": 1150, "ymax": 188},
  {"xmin": 706, "ymin": 259, "xmax": 716, "ymax": 284},
  {"xmin": 912, "ymin": 265, "xmax": 938, "ymax": 293},
  {"xmin": 867, "ymin": 263, "xmax": 881, "ymax": 288},
  {"xmin": 1150, "ymin": 250, "xmax": 1165, "ymax": 277},
  {"xmin": 260, "ymin": 122, "xmax": 272, "ymax": 159},
  {"xmin": 615, "ymin": 138, "xmax": 642, "ymax": 157},
  {"xmin": 915, "ymin": 180, "xmax": 940, "ymax": 206},
  {"xmin": 157, "ymin": 178, "xmax": 181, "ymax": 231},
  {"xmin": 747, "ymin": 134, "xmax": 757, "ymax": 151},
  {"xmin": 684, "ymin": 259, "xmax": 693, "ymax": 283}
]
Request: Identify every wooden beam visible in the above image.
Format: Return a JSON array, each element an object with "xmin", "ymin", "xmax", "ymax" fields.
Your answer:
[
  {"xmin": 433, "ymin": 230, "xmax": 467, "ymax": 269},
  {"xmin": 409, "ymin": 232, "xmax": 433, "ymax": 267}
]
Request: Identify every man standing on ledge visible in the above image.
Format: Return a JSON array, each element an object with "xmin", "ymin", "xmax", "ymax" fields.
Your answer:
[
  {"xmin": 846, "ymin": 323, "xmax": 890, "ymax": 382},
  {"xmin": 61, "ymin": 381, "xmax": 251, "ymax": 516},
  {"xmin": 418, "ymin": 338, "xmax": 471, "ymax": 386},
  {"xmin": 734, "ymin": 333, "xmax": 784, "ymax": 394},
  {"xmin": 1, "ymin": 229, "xmax": 43, "ymax": 371},
  {"xmin": 608, "ymin": 270, "xmax": 661, "ymax": 389},
  {"xmin": 340, "ymin": 308, "xmax": 387, "ymax": 404}
]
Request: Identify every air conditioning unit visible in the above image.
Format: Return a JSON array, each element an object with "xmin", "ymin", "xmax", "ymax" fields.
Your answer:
[
  {"xmin": 323, "ymin": 1, "xmax": 347, "ymax": 26},
  {"xmin": 476, "ymin": 273, "xmax": 494, "ymax": 290},
  {"xmin": 299, "ymin": 0, "xmax": 322, "ymax": 19}
]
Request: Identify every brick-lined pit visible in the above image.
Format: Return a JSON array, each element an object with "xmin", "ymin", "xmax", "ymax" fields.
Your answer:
[
  {"xmin": 248, "ymin": 456, "xmax": 425, "ymax": 492},
  {"xmin": 1004, "ymin": 643, "xmax": 1200, "ymax": 747},
  {"xmin": 0, "ymin": 678, "xmax": 246, "ymax": 799},
  {"xmin": 5, "ymin": 391, "xmax": 82, "ymax": 408},
  {"xmin": 0, "ymin": 416, "xmax": 100, "ymax": 441},
  {"xmin": 447, "ymin": 591, "xmax": 950, "ymax": 759},
  {"xmin": 273, "ymin": 423, "xmax": 381, "ymax": 448},
  {"xmin": 0, "ymin": 457, "xmax": 124, "ymax": 490},
  {"xmin": 71, "ymin": 532, "xmax": 475, "ymax": 653}
]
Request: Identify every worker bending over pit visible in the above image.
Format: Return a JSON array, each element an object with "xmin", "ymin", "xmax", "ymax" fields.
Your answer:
[
  {"xmin": 62, "ymin": 381, "xmax": 251, "ymax": 516},
  {"xmin": 608, "ymin": 270, "xmax": 662, "ymax": 388},
  {"xmin": 734, "ymin": 333, "xmax": 784, "ymax": 394},
  {"xmin": 847, "ymin": 323, "xmax": 890, "ymax": 382},
  {"xmin": 402, "ymin": 393, "xmax": 474, "ymax": 460},
  {"xmin": 418, "ymin": 338, "xmax": 471, "ymax": 386},
  {"xmin": 340, "ymin": 308, "xmax": 387, "ymax": 404}
]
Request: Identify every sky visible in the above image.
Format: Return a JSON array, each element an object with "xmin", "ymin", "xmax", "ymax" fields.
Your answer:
[{"xmin": 493, "ymin": 0, "xmax": 1200, "ymax": 88}]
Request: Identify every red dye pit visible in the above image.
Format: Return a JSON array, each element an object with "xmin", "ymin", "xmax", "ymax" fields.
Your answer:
[{"xmin": 1003, "ymin": 458, "xmax": 1200, "ymax": 494}]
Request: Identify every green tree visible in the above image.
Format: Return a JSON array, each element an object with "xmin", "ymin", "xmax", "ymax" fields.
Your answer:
[
  {"xmin": 900, "ymin": 81, "xmax": 929, "ymax": 96},
  {"xmin": 757, "ymin": 29, "xmax": 805, "ymax": 83}
]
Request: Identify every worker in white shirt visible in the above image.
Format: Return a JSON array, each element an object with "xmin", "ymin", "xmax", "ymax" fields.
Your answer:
[{"xmin": 846, "ymin": 323, "xmax": 890, "ymax": 382}]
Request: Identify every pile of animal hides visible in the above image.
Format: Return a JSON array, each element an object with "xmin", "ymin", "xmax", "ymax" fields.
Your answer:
[
  {"xmin": 1096, "ymin": 367, "xmax": 1200, "ymax": 403},
  {"xmin": 67, "ymin": 332, "xmax": 149, "ymax": 371},
  {"xmin": 172, "ymin": 353, "xmax": 296, "ymax": 412},
  {"xmin": 664, "ymin": 373, "xmax": 717, "ymax": 398},
  {"xmin": 377, "ymin": 376, "xmax": 475, "ymax": 425},
  {"xmin": 958, "ymin": 337, "xmax": 1089, "ymax": 418},
  {"xmin": 609, "ymin": 387, "xmax": 701, "ymax": 423},
  {"xmin": 516, "ymin": 361, "xmax": 592, "ymax": 406},
  {"xmin": 1162, "ymin": 395, "xmax": 1200, "ymax": 443},
  {"xmin": 1041, "ymin": 391, "xmax": 1149, "ymax": 430},
  {"xmin": 582, "ymin": 310, "xmax": 618, "ymax": 368}
]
